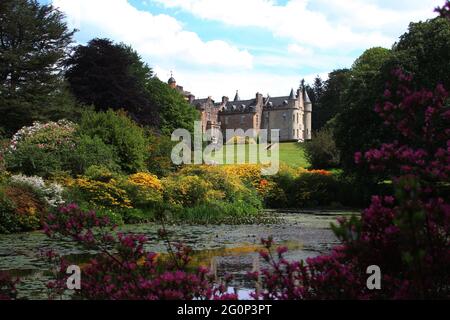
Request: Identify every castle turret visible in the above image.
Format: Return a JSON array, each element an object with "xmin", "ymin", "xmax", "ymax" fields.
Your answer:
[
  {"xmin": 303, "ymin": 89, "xmax": 312, "ymax": 140},
  {"xmin": 289, "ymin": 88, "xmax": 295, "ymax": 100},
  {"xmin": 168, "ymin": 73, "xmax": 176, "ymax": 89},
  {"xmin": 234, "ymin": 90, "xmax": 240, "ymax": 102}
]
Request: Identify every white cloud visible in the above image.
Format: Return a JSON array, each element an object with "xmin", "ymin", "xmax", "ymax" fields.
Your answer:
[
  {"xmin": 53, "ymin": 0, "xmax": 253, "ymax": 69},
  {"xmin": 153, "ymin": 0, "xmax": 441, "ymax": 50}
]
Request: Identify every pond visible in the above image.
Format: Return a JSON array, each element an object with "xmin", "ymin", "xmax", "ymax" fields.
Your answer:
[{"xmin": 0, "ymin": 209, "xmax": 359, "ymax": 299}]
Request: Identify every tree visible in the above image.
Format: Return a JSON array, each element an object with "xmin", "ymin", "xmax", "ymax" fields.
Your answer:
[
  {"xmin": 65, "ymin": 38, "xmax": 155, "ymax": 122},
  {"xmin": 384, "ymin": 17, "xmax": 450, "ymax": 91},
  {"xmin": 146, "ymin": 78, "xmax": 199, "ymax": 135},
  {"xmin": 334, "ymin": 48, "xmax": 392, "ymax": 178},
  {"xmin": 0, "ymin": 0, "xmax": 76, "ymax": 135},
  {"xmin": 315, "ymin": 69, "xmax": 351, "ymax": 131},
  {"xmin": 334, "ymin": 16, "xmax": 450, "ymax": 180}
]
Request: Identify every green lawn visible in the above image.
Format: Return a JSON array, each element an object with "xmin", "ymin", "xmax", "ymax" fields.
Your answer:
[{"xmin": 206, "ymin": 142, "xmax": 310, "ymax": 168}]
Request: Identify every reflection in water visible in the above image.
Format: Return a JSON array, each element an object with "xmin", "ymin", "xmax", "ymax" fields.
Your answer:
[{"xmin": 0, "ymin": 210, "xmax": 358, "ymax": 299}]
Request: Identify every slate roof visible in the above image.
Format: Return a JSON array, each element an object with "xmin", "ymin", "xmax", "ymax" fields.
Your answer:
[
  {"xmin": 222, "ymin": 99, "xmax": 257, "ymax": 113},
  {"xmin": 264, "ymin": 96, "xmax": 291, "ymax": 108}
]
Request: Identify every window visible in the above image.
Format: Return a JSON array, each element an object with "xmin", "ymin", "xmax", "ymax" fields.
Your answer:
[
  {"xmin": 225, "ymin": 117, "xmax": 229, "ymax": 125},
  {"xmin": 293, "ymin": 130, "xmax": 295, "ymax": 137},
  {"xmin": 241, "ymin": 115, "xmax": 245, "ymax": 124},
  {"xmin": 255, "ymin": 114, "xmax": 259, "ymax": 127},
  {"xmin": 207, "ymin": 112, "xmax": 211, "ymax": 121},
  {"xmin": 283, "ymin": 113, "xmax": 287, "ymax": 122}
]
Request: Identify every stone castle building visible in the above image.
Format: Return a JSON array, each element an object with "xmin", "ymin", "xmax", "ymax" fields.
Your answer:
[{"xmin": 168, "ymin": 76, "xmax": 312, "ymax": 143}]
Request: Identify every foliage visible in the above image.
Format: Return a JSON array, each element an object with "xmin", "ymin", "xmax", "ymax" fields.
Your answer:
[
  {"xmin": 436, "ymin": 1, "xmax": 450, "ymax": 18},
  {"xmin": 254, "ymin": 70, "xmax": 450, "ymax": 300},
  {"xmin": 126, "ymin": 172, "xmax": 163, "ymax": 209},
  {"xmin": 146, "ymin": 78, "xmax": 200, "ymax": 135},
  {"xmin": 68, "ymin": 135, "xmax": 120, "ymax": 175},
  {"xmin": 0, "ymin": 183, "xmax": 47, "ymax": 233},
  {"xmin": 146, "ymin": 132, "xmax": 178, "ymax": 177},
  {"xmin": 334, "ymin": 48, "xmax": 393, "ymax": 178},
  {"xmin": 0, "ymin": 187, "xmax": 19, "ymax": 234},
  {"xmin": 65, "ymin": 38, "xmax": 155, "ymax": 124},
  {"xmin": 0, "ymin": 0, "xmax": 77, "ymax": 135},
  {"xmin": 311, "ymin": 69, "xmax": 351, "ymax": 131},
  {"xmin": 334, "ymin": 16, "xmax": 450, "ymax": 185},
  {"xmin": 78, "ymin": 110, "xmax": 147, "ymax": 173},
  {"xmin": 4, "ymin": 120, "xmax": 77, "ymax": 177},
  {"xmin": 290, "ymin": 172, "xmax": 340, "ymax": 208},
  {"xmin": 304, "ymin": 128, "xmax": 340, "ymax": 169},
  {"xmin": 387, "ymin": 16, "xmax": 450, "ymax": 91},
  {"xmin": 44, "ymin": 204, "xmax": 237, "ymax": 300},
  {"xmin": 9, "ymin": 174, "xmax": 64, "ymax": 208},
  {"xmin": 67, "ymin": 177, "xmax": 132, "ymax": 211},
  {"xmin": 162, "ymin": 165, "xmax": 263, "ymax": 223}
]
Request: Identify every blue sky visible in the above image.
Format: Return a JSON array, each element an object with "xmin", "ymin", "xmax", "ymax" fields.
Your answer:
[{"xmin": 47, "ymin": 0, "xmax": 442, "ymax": 99}]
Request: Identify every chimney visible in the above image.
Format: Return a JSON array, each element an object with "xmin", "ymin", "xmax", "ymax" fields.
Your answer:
[{"xmin": 222, "ymin": 96, "xmax": 229, "ymax": 104}]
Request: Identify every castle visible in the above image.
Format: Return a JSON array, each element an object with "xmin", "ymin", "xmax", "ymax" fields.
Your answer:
[{"xmin": 168, "ymin": 75, "xmax": 312, "ymax": 143}]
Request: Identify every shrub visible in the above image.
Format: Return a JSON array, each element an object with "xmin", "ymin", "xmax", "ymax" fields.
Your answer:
[
  {"xmin": 253, "ymin": 68, "xmax": 450, "ymax": 300},
  {"xmin": 163, "ymin": 175, "xmax": 214, "ymax": 208},
  {"xmin": 290, "ymin": 172, "xmax": 340, "ymax": 208},
  {"xmin": 44, "ymin": 204, "xmax": 235, "ymax": 300},
  {"xmin": 78, "ymin": 110, "xmax": 147, "ymax": 173},
  {"xmin": 5, "ymin": 120, "xmax": 77, "ymax": 177},
  {"xmin": 126, "ymin": 172, "xmax": 163, "ymax": 209},
  {"xmin": 0, "ymin": 184, "xmax": 47, "ymax": 232},
  {"xmin": 67, "ymin": 135, "xmax": 120, "ymax": 175},
  {"xmin": 146, "ymin": 132, "xmax": 178, "ymax": 177},
  {"xmin": 0, "ymin": 187, "xmax": 19, "ymax": 234},
  {"xmin": 161, "ymin": 165, "xmax": 263, "ymax": 222},
  {"xmin": 9, "ymin": 174, "xmax": 65, "ymax": 208},
  {"xmin": 67, "ymin": 177, "xmax": 132, "ymax": 210},
  {"xmin": 304, "ymin": 128, "xmax": 340, "ymax": 169}
]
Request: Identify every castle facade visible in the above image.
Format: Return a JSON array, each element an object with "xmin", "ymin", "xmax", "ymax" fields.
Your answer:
[{"xmin": 168, "ymin": 76, "xmax": 312, "ymax": 143}]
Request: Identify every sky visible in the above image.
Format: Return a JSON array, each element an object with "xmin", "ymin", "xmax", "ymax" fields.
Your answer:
[{"xmin": 45, "ymin": 0, "xmax": 442, "ymax": 100}]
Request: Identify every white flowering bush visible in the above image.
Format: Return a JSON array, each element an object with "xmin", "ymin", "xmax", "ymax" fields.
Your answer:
[
  {"xmin": 9, "ymin": 120, "xmax": 76, "ymax": 152},
  {"xmin": 10, "ymin": 174, "xmax": 65, "ymax": 207},
  {"xmin": 5, "ymin": 120, "xmax": 78, "ymax": 177}
]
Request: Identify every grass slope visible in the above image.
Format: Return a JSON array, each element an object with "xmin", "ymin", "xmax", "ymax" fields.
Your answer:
[{"xmin": 207, "ymin": 142, "xmax": 309, "ymax": 168}]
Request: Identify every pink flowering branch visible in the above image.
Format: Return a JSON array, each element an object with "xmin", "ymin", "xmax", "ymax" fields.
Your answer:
[{"xmin": 44, "ymin": 204, "xmax": 237, "ymax": 300}]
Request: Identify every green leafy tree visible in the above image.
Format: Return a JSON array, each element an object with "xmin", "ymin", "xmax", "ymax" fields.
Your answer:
[
  {"xmin": 315, "ymin": 69, "xmax": 351, "ymax": 131},
  {"xmin": 384, "ymin": 17, "xmax": 450, "ymax": 90},
  {"xmin": 146, "ymin": 78, "xmax": 199, "ymax": 135},
  {"xmin": 334, "ymin": 48, "xmax": 392, "ymax": 177},
  {"xmin": 0, "ymin": 0, "xmax": 76, "ymax": 135},
  {"xmin": 65, "ymin": 38, "xmax": 155, "ymax": 122}
]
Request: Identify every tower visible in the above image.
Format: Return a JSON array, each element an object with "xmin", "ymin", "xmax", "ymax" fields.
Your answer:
[
  {"xmin": 168, "ymin": 71, "xmax": 176, "ymax": 89},
  {"xmin": 303, "ymin": 86, "xmax": 312, "ymax": 140}
]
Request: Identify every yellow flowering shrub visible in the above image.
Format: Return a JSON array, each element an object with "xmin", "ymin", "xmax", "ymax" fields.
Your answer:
[
  {"xmin": 126, "ymin": 172, "xmax": 163, "ymax": 207},
  {"xmin": 220, "ymin": 164, "xmax": 263, "ymax": 188},
  {"xmin": 128, "ymin": 173, "xmax": 162, "ymax": 191},
  {"xmin": 71, "ymin": 178, "xmax": 132, "ymax": 209},
  {"xmin": 162, "ymin": 175, "xmax": 214, "ymax": 207}
]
